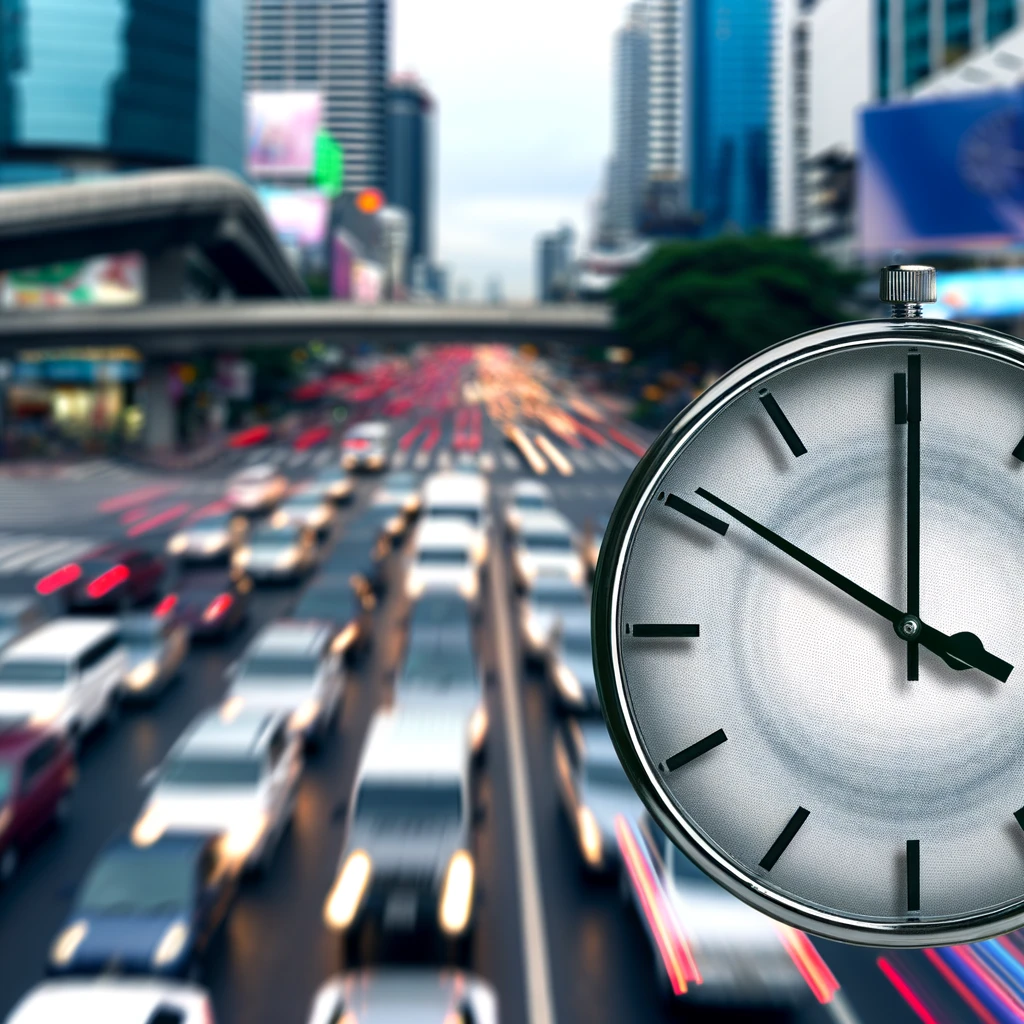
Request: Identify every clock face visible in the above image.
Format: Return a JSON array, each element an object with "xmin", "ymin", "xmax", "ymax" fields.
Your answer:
[{"xmin": 595, "ymin": 320, "xmax": 1024, "ymax": 946}]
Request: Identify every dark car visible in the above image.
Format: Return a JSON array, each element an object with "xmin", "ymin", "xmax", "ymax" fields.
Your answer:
[
  {"xmin": 166, "ymin": 571, "xmax": 251, "ymax": 640},
  {"xmin": 66, "ymin": 546, "xmax": 165, "ymax": 612},
  {"xmin": 119, "ymin": 612, "xmax": 191, "ymax": 702},
  {"xmin": 0, "ymin": 726, "xmax": 76, "ymax": 882},
  {"xmin": 47, "ymin": 833, "xmax": 237, "ymax": 980},
  {"xmin": 321, "ymin": 525, "xmax": 390, "ymax": 597},
  {"xmin": 292, "ymin": 577, "xmax": 373, "ymax": 663}
]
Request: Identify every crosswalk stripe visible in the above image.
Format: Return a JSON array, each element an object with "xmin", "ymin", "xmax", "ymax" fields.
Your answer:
[
  {"xmin": 612, "ymin": 447, "xmax": 638, "ymax": 468},
  {"xmin": 593, "ymin": 449, "xmax": 618, "ymax": 471},
  {"xmin": 436, "ymin": 450, "xmax": 452, "ymax": 470},
  {"xmin": 413, "ymin": 451, "xmax": 431, "ymax": 471},
  {"xmin": 571, "ymin": 450, "xmax": 592, "ymax": 471},
  {"xmin": 19, "ymin": 539, "xmax": 95, "ymax": 573},
  {"xmin": 479, "ymin": 453, "xmax": 496, "ymax": 473},
  {"xmin": 392, "ymin": 449, "xmax": 409, "ymax": 470},
  {"xmin": 457, "ymin": 452, "xmax": 477, "ymax": 469},
  {"xmin": 502, "ymin": 451, "xmax": 519, "ymax": 471}
]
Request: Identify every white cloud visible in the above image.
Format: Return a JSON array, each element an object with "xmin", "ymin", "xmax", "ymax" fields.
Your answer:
[{"xmin": 393, "ymin": 0, "xmax": 626, "ymax": 299}]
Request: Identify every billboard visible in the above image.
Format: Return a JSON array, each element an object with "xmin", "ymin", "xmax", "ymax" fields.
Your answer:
[
  {"xmin": 247, "ymin": 91, "xmax": 322, "ymax": 177},
  {"xmin": 257, "ymin": 188, "xmax": 330, "ymax": 248},
  {"xmin": 933, "ymin": 268, "xmax": 1024, "ymax": 320},
  {"xmin": 1, "ymin": 254, "xmax": 144, "ymax": 310},
  {"xmin": 860, "ymin": 89, "xmax": 1024, "ymax": 253}
]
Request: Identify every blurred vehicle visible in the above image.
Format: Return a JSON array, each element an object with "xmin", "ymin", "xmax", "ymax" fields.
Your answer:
[
  {"xmin": 228, "ymin": 621, "xmax": 344, "ymax": 746},
  {"xmin": 583, "ymin": 516, "xmax": 607, "ymax": 578},
  {"xmin": 4, "ymin": 979, "xmax": 216, "ymax": 1024},
  {"xmin": 166, "ymin": 512, "xmax": 247, "ymax": 563},
  {"xmin": 422, "ymin": 473, "xmax": 490, "ymax": 558},
  {"xmin": 132, "ymin": 706, "xmax": 301, "ymax": 875},
  {"xmin": 321, "ymin": 522, "xmax": 390, "ymax": 598},
  {"xmin": 232, "ymin": 522, "xmax": 317, "ymax": 583},
  {"xmin": 307, "ymin": 970, "xmax": 498, "ymax": 1024},
  {"xmin": 519, "ymin": 576, "xmax": 589, "ymax": 666},
  {"xmin": 617, "ymin": 812, "xmax": 836, "ymax": 1012},
  {"xmin": 342, "ymin": 421, "xmax": 391, "ymax": 472},
  {"xmin": 397, "ymin": 593, "xmax": 487, "ymax": 757},
  {"xmin": 162, "ymin": 571, "xmax": 250, "ymax": 640},
  {"xmin": 225, "ymin": 464, "xmax": 288, "ymax": 513},
  {"xmin": 292, "ymin": 575, "xmax": 373, "ymax": 664},
  {"xmin": 370, "ymin": 471, "xmax": 423, "ymax": 540},
  {"xmin": 48, "ymin": 833, "xmax": 237, "ymax": 980},
  {"xmin": 0, "ymin": 598, "xmax": 48, "ymax": 653},
  {"xmin": 511, "ymin": 510, "xmax": 584, "ymax": 591},
  {"xmin": 368, "ymin": 487, "xmax": 415, "ymax": 544},
  {"xmin": 312, "ymin": 465, "xmax": 355, "ymax": 504},
  {"xmin": 546, "ymin": 610, "xmax": 598, "ymax": 713},
  {"xmin": 119, "ymin": 612, "xmax": 190, "ymax": 702},
  {"xmin": 504, "ymin": 479, "xmax": 554, "ymax": 534},
  {"xmin": 0, "ymin": 619, "xmax": 125, "ymax": 739},
  {"xmin": 323, "ymin": 708, "xmax": 476, "ymax": 963},
  {"xmin": 271, "ymin": 484, "xmax": 337, "ymax": 538},
  {"xmin": 0, "ymin": 726, "xmax": 75, "ymax": 882},
  {"xmin": 66, "ymin": 546, "xmax": 165, "ymax": 612},
  {"xmin": 405, "ymin": 519, "xmax": 482, "ymax": 602},
  {"xmin": 553, "ymin": 718, "xmax": 641, "ymax": 874}
]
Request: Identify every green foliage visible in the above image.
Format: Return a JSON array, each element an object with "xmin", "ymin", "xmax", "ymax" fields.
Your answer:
[{"xmin": 610, "ymin": 236, "xmax": 862, "ymax": 371}]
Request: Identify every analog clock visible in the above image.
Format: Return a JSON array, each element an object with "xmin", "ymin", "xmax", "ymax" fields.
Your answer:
[{"xmin": 594, "ymin": 266, "xmax": 1024, "ymax": 946}]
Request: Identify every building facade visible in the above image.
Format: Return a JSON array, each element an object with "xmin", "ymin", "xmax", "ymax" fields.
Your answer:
[
  {"xmin": 646, "ymin": 0, "xmax": 686, "ymax": 211},
  {"xmin": 246, "ymin": 0, "xmax": 388, "ymax": 191},
  {"xmin": 537, "ymin": 225, "xmax": 575, "ymax": 303},
  {"xmin": 0, "ymin": 0, "xmax": 244, "ymax": 182},
  {"xmin": 386, "ymin": 76, "xmax": 433, "ymax": 281}
]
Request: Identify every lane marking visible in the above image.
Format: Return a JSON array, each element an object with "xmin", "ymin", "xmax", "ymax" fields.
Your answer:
[
  {"xmin": 571, "ymin": 450, "xmax": 592, "ymax": 472},
  {"xmin": 489, "ymin": 543, "xmax": 556, "ymax": 1024},
  {"xmin": 479, "ymin": 452, "xmax": 496, "ymax": 473},
  {"xmin": 502, "ymin": 451, "xmax": 520, "ymax": 471},
  {"xmin": 437, "ymin": 449, "xmax": 453, "ymax": 470},
  {"xmin": 392, "ymin": 449, "xmax": 409, "ymax": 470},
  {"xmin": 413, "ymin": 450, "xmax": 431, "ymax": 471}
]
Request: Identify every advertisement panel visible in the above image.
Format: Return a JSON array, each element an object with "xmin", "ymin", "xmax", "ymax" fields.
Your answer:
[
  {"xmin": 257, "ymin": 188, "xmax": 330, "ymax": 247},
  {"xmin": 932, "ymin": 267, "xmax": 1024, "ymax": 320},
  {"xmin": 860, "ymin": 89, "xmax": 1024, "ymax": 253},
  {"xmin": 1, "ymin": 254, "xmax": 144, "ymax": 310},
  {"xmin": 247, "ymin": 91, "xmax": 322, "ymax": 177}
]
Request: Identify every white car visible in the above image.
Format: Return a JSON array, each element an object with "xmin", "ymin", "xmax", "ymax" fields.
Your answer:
[
  {"xmin": 0, "ymin": 619, "xmax": 125, "ymax": 740},
  {"xmin": 132, "ymin": 706, "xmax": 302, "ymax": 874},
  {"xmin": 422, "ymin": 472, "xmax": 490, "ymax": 557},
  {"xmin": 228, "ymin": 620, "xmax": 345, "ymax": 744},
  {"xmin": 520, "ymin": 576, "xmax": 590, "ymax": 661},
  {"xmin": 546, "ymin": 609, "xmax": 599, "ymax": 712},
  {"xmin": 232, "ymin": 522, "xmax": 318, "ymax": 582},
  {"xmin": 4, "ymin": 979, "xmax": 216, "ymax": 1024},
  {"xmin": 342, "ymin": 421, "xmax": 391, "ymax": 472},
  {"xmin": 405, "ymin": 518, "xmax": 483, "ymax": 602},
  {"xmin": 166, "ymin": 511, "xmax": 247, "ymax": 562},
  {"xmin": 271, "ymin": 485, "xmax": 337, "ymax": 536},
  {"xmin": 511, "ymin": 509, "xmax": 584, "ymax": 590},
  {"xmin": 225, "ymin": 464, "xmax": 288, "ymax": 513},
  {"xmin": 504, "ymin": 479, "xmax": 554, "ymax": 534}
]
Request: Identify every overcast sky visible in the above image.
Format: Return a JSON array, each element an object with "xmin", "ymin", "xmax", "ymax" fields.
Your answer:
[{"xmin": 393, "ymin": 0, "xmax": 627, "ymax": 301}]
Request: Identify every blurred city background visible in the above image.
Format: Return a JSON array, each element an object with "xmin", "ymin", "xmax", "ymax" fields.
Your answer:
[{"xmin": 0, "ymin": 0, "xmax": 1018, "ymax": 1023}]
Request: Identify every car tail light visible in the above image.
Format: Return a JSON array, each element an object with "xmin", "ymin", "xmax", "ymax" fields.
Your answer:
[
  {"xmin": 86, "ymin": 564, "xmax": 130, "ymax": 599},
  {"xmin": 36, "ymin": 562, "xmax": 82, "ymax": 596},
  {"xmin": 153, "ymin": 594, "xmax": 178, "ymax": 617},
  {"xmin": 202, "ymin": 593, "xmax": 234, "ymax": 623},
  {"xmin": 345, "ymin": 437, "xmax": 370, "ymax": 450}
]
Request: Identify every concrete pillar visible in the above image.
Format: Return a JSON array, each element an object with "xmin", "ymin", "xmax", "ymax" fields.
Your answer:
[{"xmin": 139, "ymin": 359, "xmax": 177, "ymax": 451}]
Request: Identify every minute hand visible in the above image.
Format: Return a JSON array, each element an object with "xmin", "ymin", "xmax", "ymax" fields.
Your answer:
[{"xmin": 695, "ymin": 487, "xmax": 1013, "ymax": 684}]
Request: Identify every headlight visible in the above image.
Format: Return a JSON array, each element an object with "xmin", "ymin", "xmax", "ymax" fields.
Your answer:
[
  {"xmin": 50, "ymin": 921, "xmax": 89, "ymax": 966},
  {"xmin": 468, "ymin": 706, "xmax": 489, "ymax": 752},
  {"xmin": 459, "ymin": 574, "xmax": 479, "ymax": 601},
  {"xmin": 507, "ymin": 510, "xmax": 522, "ymax": 532},
  {"xmin": 28, "ymin": 700, "xmax": 62, "ymax": 727},
  {"xmin": 385, "ymin": 514, "xmax": 405, "ymax": 536},
  {"xmin": 343, "ymin": 454, "xmax": 357, "ymax": 469},
  {"xmin": 233, "ymin": 547, "xmax": 252, "ymax": 569},
  {"xmin": 271, "ymin": 510, "xmax": 290, "ymax": 528},
  {"xmin": 554, "ymin": 664, "xmax": 584, "ymax": 705},
  {"xmin": 275, "ymin": 548, "xmax": 299, "ymax": 569},
  {"xmin": 518, "ymin": 557, "xmax": 538, "ymax": 582},
  {"xmin": 289, "ymin": 698, "xmax": 321, "ymax": 733},
  {"xmin": 167, "ymin": 534, "xmax": 189, "ymax": 555},
  {"xmin": 472, "ymin": 537, "xmax": 488, "ymax": 565},
  {"xmin": 324, "ymin": 850, "xmax": 372, "ymax": 930},
  {"xmin": 577, "ymin": 806, "xmax": 604, "ymax": 867},
  {"xmin": 152, "ymin": 920, "xmax": 189, "ymax": 967},
  {"xmin": 331, "ymin": 481, "xmax": 353, "ymax": 499},
  {"xmin": 406, "ymin": 573, "xmax": 425, "ymax": 599},
  {"xmin": 524, "ymin": 614, "xmax": 546, "ymax": 648},
  {"xmin": 221, "ymin": 811, "xmax": 268, "ymax": 861},
  {"xmin": 132, "ymin": 804, "xmax": 166, "ymax": 847},
  {"xmin": 438, "ymin": 850, "xmax": 475, "ymax": 935},
  {"xmin": 568, "ymin": 560, "xmax": 585, "ymax": 585},
  {"xmin": 127, "ymin": 660, "xmax": 159, "ymax": 691},
  {"xmin": 331, "ymin": 622, "xmax": 359, "ymax": 654},
  {"xmin": 403, "ymin": 494, "xmax": 420, "ymax": 513},
  {"xmin": 311, "ymin": 507, "xmax": 331, "ymax": 527},
  {"xmin": 202, "ymin": 533, "xmax": 228, "ymax": 554}
]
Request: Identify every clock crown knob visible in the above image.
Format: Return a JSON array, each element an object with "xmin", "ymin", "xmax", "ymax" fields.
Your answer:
[{"xmin": 879, "ymin": 265, "xmax": 937, "ymax": 319}]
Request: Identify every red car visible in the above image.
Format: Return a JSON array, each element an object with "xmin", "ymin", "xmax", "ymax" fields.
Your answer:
[
  {"xmin": 0, "ymin": 726, "xmax": 76, "ymax": 882},
  {"xmin": 60, "ymin": 545, "xmax": 165, "ymax": 612}
]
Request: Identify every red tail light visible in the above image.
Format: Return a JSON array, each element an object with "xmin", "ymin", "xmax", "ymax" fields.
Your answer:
[
  {"xmin": 202, "ymin": 593, "xmax": 234, "ymax": 623},
  {"xmin": 36, "ymin": 563, "xmax": 82, "ymax": 596},
  {"xmin": 86, "ymin": 564, "xmax": 130, "ymax": 599},
  {"xmin": 344, "ymin": 437, "xmax": 371, "ymax": 450},
  {"xmin": 153, "ymin": 594, "xmax": 178, "ymax": 617}
]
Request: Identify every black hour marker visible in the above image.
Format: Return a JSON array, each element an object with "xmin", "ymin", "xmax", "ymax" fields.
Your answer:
[
  {"xmin": 759, "ymin": 390, "xmax": 807, "ymax": 457},
  {"xmin": 660, "ymin": 728, "xmax": 727, "ymax": 773},
  {"xmin": 906, "ymin": 840, "xmax": 920, "ymax": 913},
  {"xmin": 631, "ymin": 623, "xmax": 700, "ymax": 638},
  {"xmin": 759, "ymin": 807, "xmax": 810, "ymax": 871},
  {"xmin": 894, "ymin": 372, "xmax": 908, "ymax": 424},
  {"xmin": 1014, "ymin": 806, "xmax": 1024, "ymax": 831},
  {"xmin": 1013, "ymin": 436, "xmax": 1024, "ymax": 462},
  {"xmin": 665, "ymin": 493, "xmax": 729, "ymax": 536}
]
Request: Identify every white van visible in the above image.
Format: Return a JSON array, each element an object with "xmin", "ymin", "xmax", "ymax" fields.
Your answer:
[
  {"xmin": 0, "ymin": 619, "xmax": 126, "ymax": 740},
  {"xmin": 422, "ymin": 473, "xmax": 490, "ymax": 559}
]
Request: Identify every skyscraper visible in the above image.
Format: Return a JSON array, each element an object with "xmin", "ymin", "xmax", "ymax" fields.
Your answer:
[
  {"xmin": 607, "ymin": 4, "xmax": 650, "ymax": 242},
  {"xmin": 246, "ymin": 0, "xmax": 388, "ymax": 191},
  {"xmin": 646, "ymin": 0, "xmax": 686, "ymax": 212},
  {"xmin": 537, "ymin": 225, "xmax": 576, "ymax": 303}
]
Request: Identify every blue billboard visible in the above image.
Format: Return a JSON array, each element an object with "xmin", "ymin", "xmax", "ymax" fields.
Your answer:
[
  {"xmin": 860, "ymin": 89, "xmax": 1024, "ymax": 254},
  {"xmin": 932, "ymin": 267, "xmax": 1024, "ymax": 320}
]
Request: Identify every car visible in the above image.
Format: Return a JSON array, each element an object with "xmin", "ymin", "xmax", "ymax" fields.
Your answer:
[
  {"xmin": 323, "ymin": 708, "xmax": 476, "ymax": 963},
  {"xmin": 162, "ymin": 571, "xmax": 251, "ymax": 640},
  {"xmin": 553, "ymin": 718, "xmax": 642, "ymax": 874},
  {"xmin": 119, "ymin": 612, "xmax": 190, "ymax": 701},
  {"xmin": 616, "ymin": 811, "xmax": 838, "ymax": 1011},
  {"xmin": 232, "ymin": 521, "xmax": 318, "ymax": 582},
  {"xmin": 47, "ymin": 833, "xmax": 237, "ymax": 980},
  {"xmin": 228, "ymin": 621, "xmax": 345, "ymax": 745},
  {"xmin": 292, "ymin": 575, "xmax": 373, "ymax": 663},
  {"xmin": 225, "ymin": 464, "xmax": 288, "ymax": 513},
  {"xmin": 65, "ymin": 546, "xmax": 165, "ymax": 612},
  {"xmin": 371, "ymin": 471, "xmax": 424, "ymax": 535},
  {"xmin": 0, "ymin": 618, "xmax": 125, "ymax": 739},
  {"xmin": 341, "ymin": 421, "xmax": 391, "ymax": 472},
  {"xmin": 405, "ymin": 518, "xmax": 483, "ymax": 602},
  {"xmin": 321, "ymin": 523, "xmax": 391, "ymax": 597},
  {"xmin": 583, "ymin": 515, "xmax": 606, "ymax": 578},
  {"xmin": 0, "ymin": 598, "xmax": 48, "ymax": 653},
  {"xmin": 271, "ymin": 484, "xmax": 337, "ymax": 537},
  {"xmin": 504, "ymin": 479, "xmax": 555, "ymax": 534},
  {"xmin": 519, "ymin": 576, "xmax": 590, "ymax": 665},
  {"xmin": 132, "ymin": 706, "xmax": 302, "ymax": 875},
  {"xmin": 306, "ymin": 970, "xmax": 498, "ymax": 1024},
  {"xmin": 422, "ymin": 472, "xmax": 490, "ymax": 557},
  {"xmin": 166, "ymin": 511, "xmax": 247, "ymax": 563},
  {"xmin": 511, "ymin": 509, "xmax": 584, "ymax": 590},
  {"xmin": 367, "ymin": 487, "xmax": 415, "ymax": 544},
  {"xmin": 0, "ymin": 726, "xmax": 75, "ymax": 882},
  {"xmin": 397, "ymin": 594, "xmax": 488, "ymax": 757},
  {"xmin": 546, "ymin": 609, "xmax": 599, "ymax": 713},
  {"xmin": 4, "ymin": 979, "xmax": 217, "ymax": 1024},
  {"xmin": 312, "ymin": 465, "xmax": 355, "ymax": 504}
]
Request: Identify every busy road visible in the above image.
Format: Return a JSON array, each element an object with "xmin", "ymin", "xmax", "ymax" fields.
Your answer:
[{"xmin": 0, "ymin": 346, "xmax": 1005, "ymax": 1024}]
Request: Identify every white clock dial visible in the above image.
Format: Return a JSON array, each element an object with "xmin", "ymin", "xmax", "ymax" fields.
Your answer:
[{"xmin": 595, "ymin": 319, "xmax": 1024, "ymax": 946}]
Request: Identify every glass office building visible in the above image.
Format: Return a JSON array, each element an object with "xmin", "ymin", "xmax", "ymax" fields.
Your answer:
[
  {"xmin": 689, "ymin": 0, "xmax": 772, "ymax": 234},
  {"xmin": 386, "ymin": 77, "xmax": 432, "ymax": 280},
  {"xmin": 0, "ymin": 0, "xmax": 244, "ymax": 182}
]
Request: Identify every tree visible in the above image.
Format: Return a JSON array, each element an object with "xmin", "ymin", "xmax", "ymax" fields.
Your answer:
[{"xmin": 610, "ymin": 235, "xmax": 862, "ymax": 372}]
